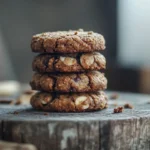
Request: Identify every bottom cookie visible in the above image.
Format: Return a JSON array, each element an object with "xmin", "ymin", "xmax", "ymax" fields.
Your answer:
[{"xmin": 30, "ymin": 92, "xmax": 108, "ymax": 112}]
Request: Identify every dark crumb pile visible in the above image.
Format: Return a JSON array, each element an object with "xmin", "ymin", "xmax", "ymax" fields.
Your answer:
[
  {"xmin": 44, "ymin": 113, "xmax": 48, "ymax": 115},
  {"xmin": 13, "ymin": 111, "xmax": 19, "ymax": 115},
  {"xmin": 114, "ymin": 107, "xmax": 123, "ymax": 113},
  {"xmin": 124, "ymin": 103, "xmax": 133, "ymax": 109},
  {"xmin": 110, "ymin": 93, "xmax": 119, "ymax": 100}
]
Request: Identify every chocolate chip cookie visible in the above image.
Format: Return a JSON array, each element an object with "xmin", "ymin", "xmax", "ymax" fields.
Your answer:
[
  {"xmin": 30, "ymin": 71, "xmax": 107, "ymax": 93},
  {"xmin": 31, "ymin": 29, "xmax": 105, "ymax": 53},
  {"xmin": 32, "ymin": 52, "xmax": 106, "ymax": 73},
  {"xmin": 30, "ymin": 91, "xmax": 108, "ymax": 112}
]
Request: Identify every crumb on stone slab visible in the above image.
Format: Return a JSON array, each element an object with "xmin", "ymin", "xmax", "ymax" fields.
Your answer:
[
  {"xmin": 124, "ymin": 103, "xmax": 133, "ymax": 109},
  {"xmin": 13, "ymin": 111, "xmax": 19, "ymax": 115},
  {"xmin": 114, "ymin": 107, "xmax": 123, "ymax": 113},
  {"xmin": 44, "ymin": 113, "xmax": 48, "ymax": 115},
  {"xmin": 110, "ymin": 93, "xmax": 119, "ymax": 100}
]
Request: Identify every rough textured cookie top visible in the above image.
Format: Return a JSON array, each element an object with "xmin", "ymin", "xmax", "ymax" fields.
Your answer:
[{"xmin": 31, "ymin": 29, "xmax": 106, "ymax": 53}]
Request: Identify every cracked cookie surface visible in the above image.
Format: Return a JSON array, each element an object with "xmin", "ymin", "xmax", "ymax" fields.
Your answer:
[
  {"xmin": 31, "ymin": 29, "xmax": 105, "ymax": 53},
  {"xmin": 30, "ymin": 91, "xmax": 108, "ymax": 112},
  {"xmin": 30, "ymin": 71, "xmax": 107, "ymax": 92},
  {"xmin": 32, "ymin": 52, "xmax": 106, "ymax": 73}
]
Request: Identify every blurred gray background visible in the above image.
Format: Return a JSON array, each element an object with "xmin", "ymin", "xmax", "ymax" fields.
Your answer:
[
  {"xmin": 0, "ymin": 0, "xmax": 116, "ymax": 81},
  {"xmin": 0, "ymin": 0, "xmax": 150, "ymax": 93}
]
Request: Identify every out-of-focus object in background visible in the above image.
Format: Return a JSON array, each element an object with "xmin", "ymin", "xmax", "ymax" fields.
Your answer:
[
  {"xmin": 139, "ymin": 67, "xmax": 150, "ymax": 94},
  {"xmin": 0, "ymin": 98, "xmax": 14, "ymax": 104},
  {"xmin": 0, "ymin": 141, "xmax": 37, "ymax": 150},
  {"xmin": 117, "ymin": 0, "xmax": 150, "ymax": 93},
  {"xmin": 0, "ymin": 27, "xmax": 16, "ymax": 81},
  {"xmin": 118, "ymin": 0, "xmax": 150, "ymax": 67},
  {"xmin": 14, "ymin": 90, "xmax": 36, "ymax": 105},
  {"xmin": 0, "ymin": 80, "xmax": 20, "ymax": 96},
  {"xmin": 0, "ymin": 81, "xmax": 36, "ymax": 105}
]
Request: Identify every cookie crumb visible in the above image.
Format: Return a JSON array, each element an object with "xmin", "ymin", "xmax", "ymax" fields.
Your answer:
[
  {"xmin": 13, "ymin": 111, "xmax": 19, "ymax": 115},
  {"xmin": 88, "ymin": 31, "xmax": 93, "ymax": 35},
  {"xmin": 74, "ymin": 31, "xmax": 78, "ymax": 35},
  {"xmin": 23, "ymin": 90, "xmax": 34, "ymax": 95},
  {"xmin": 15, "ymin": 100, "xmax": 21, "ymax": 105},
  {"xmin": 124, "ymin": 103, "xmax": 133, "ymax": 109},
  {"xmin": 110, "ymin": 93, "xmax": 119, "ymax": 100},
  {"xmin": 78, "ymin": 28, "xmax": 84, "ymax": 32},
  {"xmin": 44, "ymin": 113, "xmax": 48, "ymax": 115},
  {"xmin": 113, "ymin": 103, "xmax": 118, "ymax": 107},
  {"xmin": 114, "ymin": 107, "xmax": 123, "ymax": 113}
]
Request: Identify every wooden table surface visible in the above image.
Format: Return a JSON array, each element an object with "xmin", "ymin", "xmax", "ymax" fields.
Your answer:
[{"xmin": 0, "ymin": 91, "xmax": 150, "ymax": 150}]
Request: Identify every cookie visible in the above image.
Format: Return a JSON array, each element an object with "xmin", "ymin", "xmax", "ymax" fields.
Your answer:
[
  {"xmin": 31, "ymin": 29, "xmax": 105, "ymax": 53},
  {"xmin": 32, "ymin": 52, "xmax": 106, "ymax": 73},
  {"xmin": 30, "ymin": 91, "xmax": 108, "ymax": 112},
  {"xmin": 30, "ymin": 71, "xmax": 107, "ymax": 93}
]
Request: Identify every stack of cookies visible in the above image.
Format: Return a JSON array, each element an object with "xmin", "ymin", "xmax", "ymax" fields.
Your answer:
[{"xmin": 30, "ymin": 29, "xmax": 108, "ymax": 112}]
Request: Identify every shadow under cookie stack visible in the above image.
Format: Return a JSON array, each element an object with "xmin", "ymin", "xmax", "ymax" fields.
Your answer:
[{"xmin": 30, "ymin": 29, "xmax": 108, "ymax": 112}]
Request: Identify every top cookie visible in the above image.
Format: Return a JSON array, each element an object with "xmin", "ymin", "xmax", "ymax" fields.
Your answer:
[{"xmin": 31, "ymin": 29, "xmax": 105, "ymax": 53}]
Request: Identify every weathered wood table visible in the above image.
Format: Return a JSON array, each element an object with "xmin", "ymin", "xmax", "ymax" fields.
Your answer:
[{"xmin": 0, "ymin": 92, "xmax": 150, "ymax": 150}]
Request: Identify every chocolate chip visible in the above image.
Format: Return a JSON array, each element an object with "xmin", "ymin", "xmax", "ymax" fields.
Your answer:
[
  {"xmin": 43, "ymin": 56, "xmax": 51, "ymax": 68},
  {"xmin": 70, "ymin": 87, "xmax": 75, "ymax": 92},
  {"xmin": 74, "ymin": 77, "xmax": 80, "ymax": 82}
]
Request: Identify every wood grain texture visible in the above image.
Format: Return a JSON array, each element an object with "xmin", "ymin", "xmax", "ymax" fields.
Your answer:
[
  {"xmin": 2, "ymin": 121, "xmax": 99, "ymax": 150},
  {"xmin": 0, "ymin": 92, "xmax": 150, "ymax": 150},
  {"xmin": 0, "ymin": 121, "xmax": 2, "ymax": 140}
]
